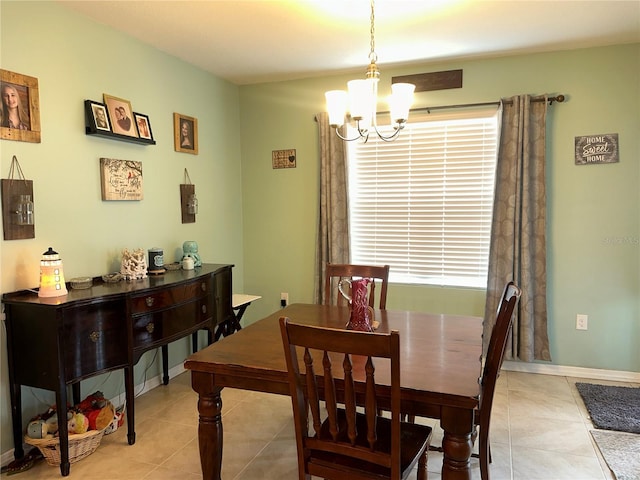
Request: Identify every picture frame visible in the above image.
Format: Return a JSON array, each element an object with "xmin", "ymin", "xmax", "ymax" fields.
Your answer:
[
  {"xmin": 103, "ymin": 94, "xmax": 138, "ymax": 138},
  {"xmin": 0, "ymin": 69, "xmax": 41, "ymax": 143},
  {"xmin": 174, "ymin": 112, "xmax": 198, "ymax": 154},
  {"xmin": 134, "ymin": 112, "xmax": 153, "ymax": 141},
  {"xmin": 86, "ymin": 101, "xmax": 111, "ymax": 132},
  {"xmin": 99, "ymin": 158, "xmax": 143, "ymax": 201}
]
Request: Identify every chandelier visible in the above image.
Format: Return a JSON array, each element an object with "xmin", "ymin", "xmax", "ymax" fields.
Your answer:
[{"xmin": 325, "ymin": 0, "xmax": 415, "ymax": 142}]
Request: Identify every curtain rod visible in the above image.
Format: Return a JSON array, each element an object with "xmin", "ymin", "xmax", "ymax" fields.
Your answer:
[
  {"xmin": 314, "ymin": 95, "xmax": 565, "ymax": 122},
  {"xmin": 411, "ymin": 94, "xmax": 565, "ymax": 114}
]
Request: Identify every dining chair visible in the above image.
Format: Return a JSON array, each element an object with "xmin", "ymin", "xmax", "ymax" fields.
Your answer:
[
  {"xmin": 476, "ymin": 281, "xmax": 521, "ymax": 480},
  {"xmin": 425, "ymin": 281, "xmax": 521, "ymax": 480},
  {"xmin": 279, "ymin": 317, "xmax": 432, "ymax": 480},
  {"xmin": 324, "ymin": 263, "xmax": 390, "ymax": 309}
]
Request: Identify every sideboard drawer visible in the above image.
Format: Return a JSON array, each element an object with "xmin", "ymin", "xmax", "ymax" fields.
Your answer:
[
  {"xmin": 129, "ymin": 277, "xmax": 212, "ymax": 314},
  {"xmin": 132, "ymin": 297, "xmax": 211, "ymax": 350},
  {"xmin": 62, "ymin": 300, "xmax": 128, "ymax": 379}
]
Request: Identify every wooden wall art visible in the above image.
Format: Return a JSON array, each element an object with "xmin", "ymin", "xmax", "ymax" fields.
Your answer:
[
  {"xmin": 0, "ymin": 69, "xmax": 41, "ymax": 143},
  {"xmin": 180, "ymin": 168, "xmax": 197, "ymax": 224},
  {"xmin": 1, "ymin": 156, "xmax": 35, "ymax": 240},
  {"xmin": 100, "ymin": 158, "xmax": 143, "ymax": 201}
]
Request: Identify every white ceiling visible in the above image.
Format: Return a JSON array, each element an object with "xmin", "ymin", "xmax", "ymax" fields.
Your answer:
[{"xmin": 57, "ymin": 0, "xmax": 640, "ymax": 85}]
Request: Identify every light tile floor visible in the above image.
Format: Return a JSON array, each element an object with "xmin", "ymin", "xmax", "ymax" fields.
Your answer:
[{"xmin": 3, "ymin": 370, "xmax": 637, "ymax": 479}]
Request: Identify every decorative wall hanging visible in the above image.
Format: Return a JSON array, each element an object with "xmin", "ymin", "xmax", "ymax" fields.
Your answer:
[
  {"xmin": 1, "ymin": 155, "xmax": 35, "ymax": 240},
  {"xmin": 272, "ymin": 149, "xmax": 296, "ymax": 169},
  {"xmin": 0, "ymin": 69, "xmax": 41, "ymax": 143},
  {"xmin": 392, "ymin": 69, "xmax": 463, "ymax": 92},
  {"xmin": 575, "ymin": 133, "xmax": 619, "ymax": 165},
  {"xmin": 174, "ymin": 113, "xmax": 198, "ymax": 154},
  {"xmin": 100, "ymin": 158, "xmax": 143, "ymax": 201},
  {"xmin": 180, "ymin": 168, "xmax": 197, "ymax": 224}
]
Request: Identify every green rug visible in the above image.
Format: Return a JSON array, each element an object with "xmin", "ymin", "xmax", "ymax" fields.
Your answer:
[{"xmin": 591, "ymin": 430, "xmax": 640, "ymax": 480}]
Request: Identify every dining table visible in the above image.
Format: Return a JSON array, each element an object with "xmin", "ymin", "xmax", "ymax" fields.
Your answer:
[{"xmin": 184, "ymin": 303, "xmax": 484, "ymax": 480}]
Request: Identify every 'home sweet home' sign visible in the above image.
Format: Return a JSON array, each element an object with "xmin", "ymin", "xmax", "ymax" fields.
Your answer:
[{"xmin": 575, "ymin": 133, "xmax": 619, "ymax": 165}]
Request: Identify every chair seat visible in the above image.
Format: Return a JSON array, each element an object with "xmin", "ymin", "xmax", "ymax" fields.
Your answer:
[{"xmin": 308, "ymin": 409, "xmax": 432, "ymax": 480}]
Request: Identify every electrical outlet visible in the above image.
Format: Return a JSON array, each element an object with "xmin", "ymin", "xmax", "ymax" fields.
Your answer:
[
  {"xmin": 576, "ymin": 314, "xmax": 588, "ymax": 330},
  {"xmin": 280, "ymin": 292, "xmax": 288, "ymax": 308}
]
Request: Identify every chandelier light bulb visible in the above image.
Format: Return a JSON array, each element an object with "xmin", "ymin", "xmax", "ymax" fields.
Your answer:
[
  {"xmin": 325, "ymin": 90, "xmax": 348, "ymax": 127},
  {"xmin": 389, "ymin": 83, "xmax": 416, "ymax": 125}
]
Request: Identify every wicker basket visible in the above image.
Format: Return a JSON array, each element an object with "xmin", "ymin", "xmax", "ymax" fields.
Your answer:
[{"xmin": 24, "ymin": 401, "xmax": 116, "ymax": 466}]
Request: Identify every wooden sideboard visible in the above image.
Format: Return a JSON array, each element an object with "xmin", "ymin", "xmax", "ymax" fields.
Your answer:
[{"xmin": 2, "ymin": 263, "xmax": 233, "ymax": 476}]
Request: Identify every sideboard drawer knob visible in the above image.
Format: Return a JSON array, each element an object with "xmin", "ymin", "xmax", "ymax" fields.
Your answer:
[
  {"xmin": 201, "ymin": 282, "xmax": 207, "ymax": 292},
  {"xmin": 145, "ymin": 297, "xmax": 155, "ymax": 307},
  {"xmin": 146, "ymin": 322, "xmax": 155, "ymax": 333},
  {"xmin": 201, "ymin": 305, "xmax": 207, "ymax": 314},
  {"xmin": 89, "ymin": 331, "xmax": 101, "ymax": 343}
]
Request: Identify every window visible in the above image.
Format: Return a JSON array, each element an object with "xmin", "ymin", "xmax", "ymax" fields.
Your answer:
[{"xmin": 347, "ymin": 108, "xmax": 499, "ymax": 288}]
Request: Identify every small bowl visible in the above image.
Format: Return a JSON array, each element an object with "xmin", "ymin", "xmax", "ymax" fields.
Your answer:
[
  {"xmin": 70, "ymin": 277, "xmax": 93, "ymax": 289},
  {"xmin": 164, "ymin": 262, "xmax": 182, "ymax": 271},
  {"xmin": 102, "ymin": 273, "xmax": 123, "ymax": 283}
]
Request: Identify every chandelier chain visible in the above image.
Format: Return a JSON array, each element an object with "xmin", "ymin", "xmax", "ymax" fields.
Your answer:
[{"xmin": 369, "ymin": 0, "xmax": 377, "ymax": 64}]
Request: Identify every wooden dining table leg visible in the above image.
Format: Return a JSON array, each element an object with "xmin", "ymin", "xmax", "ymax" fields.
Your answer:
[
  {"xmin": 191, "ymin": 372, "xmax": 224, "ymax": 480},
  {"xmin": 440, "ymin": 406, "xmax": 475, "ymax": 480}
]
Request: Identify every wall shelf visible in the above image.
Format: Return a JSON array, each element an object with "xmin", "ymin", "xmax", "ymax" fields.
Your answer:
[
  {"xmin": 85, "ymin": 127, "xmax": 156, "ymax": 145},
  {"xmin": 84, "ymin": 99, "xmax": 156, "ymax": 145}
]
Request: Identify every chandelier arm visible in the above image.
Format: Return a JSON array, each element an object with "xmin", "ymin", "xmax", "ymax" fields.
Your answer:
[
  {"xmin": 371, "ymin": 123, "xmax": 404, "ymax": 142},
  {"xmin": 333, "ymin": 122, "xmax": 370, "ymax": 142}
]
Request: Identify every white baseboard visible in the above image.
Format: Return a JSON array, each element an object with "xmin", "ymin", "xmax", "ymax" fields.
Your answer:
[
  {"xmin": 502, "ymin": 360, "xmax": 640, "ymax": 383},
  {"xmin": 1, "ymin": 363, "xmax": 187, "ymax": 468}
]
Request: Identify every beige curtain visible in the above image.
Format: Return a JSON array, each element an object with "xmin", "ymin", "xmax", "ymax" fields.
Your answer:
[
  {"xmin": 314, "ymin": 112, "xmax": 350, "ymax": 304},
  {"xmin": 484, "ymin": 95, "xmax": 552, "ymax": 362}
]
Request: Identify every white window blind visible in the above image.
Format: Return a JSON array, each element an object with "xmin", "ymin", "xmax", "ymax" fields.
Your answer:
[{"xmin": 347, "ymin": 108, "xmax": 500, "ymax": 288}]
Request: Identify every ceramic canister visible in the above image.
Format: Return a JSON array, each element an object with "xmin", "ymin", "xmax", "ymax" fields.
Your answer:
[{"xmin": 148, "ymin": 248, "xmax": 164, "ymax": 271}]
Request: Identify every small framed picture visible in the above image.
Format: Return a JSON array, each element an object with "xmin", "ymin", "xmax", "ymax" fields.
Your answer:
[
  {"xmin": 103, "ymin": 94, "xmax": 138, "ymax": 138},
  {"xmin": 87, "ymin": 101, "xmax": 111, "ymax": 132},
  {"xmin": 1, "ymin": 69, "xmax": 41, "ymax": 143},
  {"xmin": 134, "ymin": 113, "xmax": 153, "ymax": 140},
  {"xmin": 174, "ymin": 112, "xmax": 198, "ymax": 155}
]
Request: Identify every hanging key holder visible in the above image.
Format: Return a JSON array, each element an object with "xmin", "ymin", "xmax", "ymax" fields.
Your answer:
[{"xmin": 1, "ymin": 155, "xmax": 35, "ymax": 240}]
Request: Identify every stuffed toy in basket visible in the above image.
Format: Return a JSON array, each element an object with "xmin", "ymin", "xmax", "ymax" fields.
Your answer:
[{"xmin": 24, "ymin": 391, "xmax": 117, "ymax": 466}]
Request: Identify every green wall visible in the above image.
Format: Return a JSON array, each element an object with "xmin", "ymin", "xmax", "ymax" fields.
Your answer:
[
  {"xmin": 0, "ymin": 1, "xmax": 243, "ymax": 456},
  {"xmin": 1, "ymin": 0, "xmax": 638, "ymax": 462},
  {"xmin": 239, "ymin": 45, "xmax": 640, "ymax": 375}
]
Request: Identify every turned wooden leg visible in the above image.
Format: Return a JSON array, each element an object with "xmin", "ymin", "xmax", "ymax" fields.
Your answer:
[
  {"xmin": 417, "ymin": 448, "xmax": 428, "ymax": 480},
  {"xmin": 192, "ymin": 371, "xmax": 224, "ymax": 480},
  {"xmin": 440, "ymin": 406, "xmax": 475, "ymax": 480}
]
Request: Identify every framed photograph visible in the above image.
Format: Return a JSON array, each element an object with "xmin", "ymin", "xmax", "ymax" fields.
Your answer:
[
  {"xmin": 134, "ymin": 112, "xmax": 153, "ymax": 140},
  {"xmin": 100, "ymin": 158, "xmax": 143, "ymax": 201},
  {"xmin": 0, "ymin": 69, "xmax": 41, "ymax": 143},
  {"xmin": 174, "ymin": 112, "xmax": 198, "ymax": 154},
  {"xmin": 103, "ymin": 94, "xmax": 138, "ymax": 138},
  {"xmin": 86, "ymin": 101, "xmax": 111, "ymax": 132}
]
